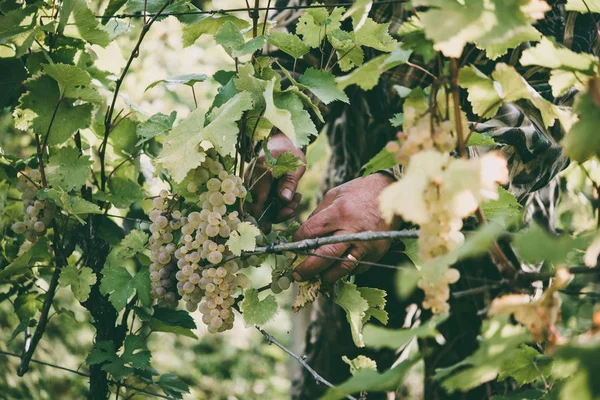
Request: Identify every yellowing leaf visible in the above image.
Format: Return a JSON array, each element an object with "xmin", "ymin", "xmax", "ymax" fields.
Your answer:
[
  {"xmin": 226, "ymin": 221, "xmax": 261, "ymax": 256},
  {"xmin": 297, "ymin": 3, "xmax": 345, "ymax": 48}
]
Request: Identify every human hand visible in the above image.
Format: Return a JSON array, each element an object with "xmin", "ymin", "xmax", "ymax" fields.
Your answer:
[
  {"xmin": 293, "ymin": 173, "xmax": 400, "ymax": 283},
  {"xmin": 245, "ymin": 132, "xmax": 306, "ymax": 228}
]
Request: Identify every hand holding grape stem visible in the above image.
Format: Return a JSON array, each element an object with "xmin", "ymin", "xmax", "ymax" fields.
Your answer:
[{"xmin": 247, "ymin": 133, "xmax": 401, "ymax": 283}]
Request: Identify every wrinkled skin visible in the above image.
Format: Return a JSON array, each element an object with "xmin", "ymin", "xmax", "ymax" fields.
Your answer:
[
  {"xmin": 293, "ymin": 173, "xmax": 399, "ymax": 283},
  {"xmin": 247, "ymin": 132, "xmax": 401, "ymax": 283}
]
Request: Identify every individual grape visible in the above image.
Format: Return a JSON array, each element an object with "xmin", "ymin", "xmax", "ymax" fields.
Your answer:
[
  {"xmin": 12, "ymin": 222, "xmax": 26, "ymax": 234},
  {"xmin": 277, "ymin": 276, "xmax": 291, "ymax": 290}
]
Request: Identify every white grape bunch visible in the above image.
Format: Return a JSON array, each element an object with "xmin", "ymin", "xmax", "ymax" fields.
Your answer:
[
  {"xmin": 148, "ymin": 190, "xmax": 182, "ymax": 308},
  {"xmin": 155, "ymin": 153, "xmax": 256, "ymax": 333},
  {"xmin": 12, "ymin": 169, "xmax": 55, "ymax": 247},
  {"xmin": 385, "ymin": 108, "xmax": 457, "ymax": 165}
]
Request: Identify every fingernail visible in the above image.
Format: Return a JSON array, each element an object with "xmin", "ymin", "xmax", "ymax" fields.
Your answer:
[
  {"xmin": 293, "ymin": 272, "xmax": 303, "ymax": 282},
  {"xmin": 281, "ymin": 188, "xmax": 293, "ymax": 201}
]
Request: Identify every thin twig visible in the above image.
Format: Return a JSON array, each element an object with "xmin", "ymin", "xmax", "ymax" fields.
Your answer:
[
  {"xmin": 17, "ymin": 266, "xmax": 61, "ymax": 376},
  {"xmin": 92, "ymin": 1, "xmax": 409, "ymax": 20},
  {"xmin": 257, "ymin": 231, "xmax": 418, "ymax": 254},
  {"xmin": 99, "ymin": 0, "xmax": 173, "ymax": 191},
  {"xmin": 257, "ymin": 328, "xmax": 357, "ymax": 400},
  {"xmin": 450, "ymin": 58, "xmax": 516, "ymax": 280},
  {"xmin": 0, "ymin": 351, "xmax": 177, "ymax": 400}
]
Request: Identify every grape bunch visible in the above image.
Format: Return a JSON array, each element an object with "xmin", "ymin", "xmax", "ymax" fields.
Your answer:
[
  {"xmin": 11, "ymin": 169, "xmax": 55, "ymax": 245},
  {"xmin": 153, "ymin": 154, "xmax": 257, "ymax": 333},
  {"xmin": 418, "ymin": 267, "xmax": 460, "ymax": 315},
  {"xmin": 385, "ymin": 110, "xmax": 457, "ymax": 165},
  {"xmin": 148, "ymin": 190, "xmax": 183, "ymax": 308}
]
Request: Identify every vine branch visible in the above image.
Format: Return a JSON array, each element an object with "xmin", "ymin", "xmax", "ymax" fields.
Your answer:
[
  {"xmin": 0, "ymin": 350, "xmax": 177, "ymax": 400},
  {"xmin": 257, "ymin": 327, "xmax": 357, "ymax": 400},
  {"xmin": 99, "ymin": 0, "xmax": 172, "ymax": 191}
]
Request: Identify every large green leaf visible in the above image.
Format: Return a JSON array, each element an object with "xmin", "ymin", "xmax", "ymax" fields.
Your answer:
[
  {"xmin": 298, "ymin": 67, "xmax": 349, "ymax": 104},
  {"xmin": 335, "ymin": 280, "xmax": 369, "ymax": 347},
  {"xmin": 562, "ymin": 89, "xmax": 600, "ymax": 162},
  {"xmin": 239, "ymin": 288, "xmax": 278, "ymax": 327},
  {"xmin": 183, "ymin": 14, "xmax": 249, "ymax": 47},
  {"xmin": 46, "ymin": 146, "xmax": 91, "ymax": 191}
]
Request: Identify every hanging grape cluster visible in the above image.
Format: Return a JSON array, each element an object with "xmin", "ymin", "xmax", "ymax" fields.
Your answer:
[
  {"xmin": 11, "ymin": 169, "xmax": 55, "ymax": 248},
  {"xmin": 148, "ymin": 155, "xmax": 257, "ymax": 333},
  {"xmin": 385, "ymin": 108, "xmax": 457, "ymax": 165}
]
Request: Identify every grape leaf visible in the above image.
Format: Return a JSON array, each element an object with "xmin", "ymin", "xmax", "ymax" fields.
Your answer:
[
  {"xmin": 562, "ymin": 89, "xmax": 600, "ymax": 162},
  {"xmin": 107, "ymin": 177, "xmax": 145, "ymax": 209},
  {"xmin": 298, "ymin": 67, "xmax": 349, "ymax": 104},
  {"xmin": 481, "ymin": 186, "xmax": 522, "ymax": 224},
  {"xmin": 335, "ymin": 280, "xmax": 369, "ymax": 347},
  {"xmin": 156, "ymin": 109, "xmax": 208, "ymax": 184},
  {"xmin": 14, "ymin": 293, "xmax": 42, "ymax": 321},
  {"xmin": 0, "ymin": 239, "xmax": 50, "ymax": 280},
  {"xmin": 566, "ymin": 0, "xmax": 600, "ymax": 13},
  {"xmin": 86, "ymin": 335, "xmax": 151, "ymax": 380},
  {"xmin": 520, "ymin": 37, "xmax": 597, "ymax": 74},
  {"xmin": 267, "ymin": 32, "xmax": 310, "ymax": 59},
  {"xmin": 480, "ymin": 26, "xmax": 541, "ymax": 60},
  {"xmin": 435, "ymin": 317, "xmax": 531, "ymax": 393},
  {"xmin": 136, "ymin": 111, "xmax": 177, "ymax": 145},
  {"xmin": 46, "ymin": 146, "xmax": 91, "ymax": 191},
  {"xmin": 492, "ymin": 63, "xmax": 561, "ymax": 128},
  {"xmin": 267, "ymin": 151, "xmax": 305, "ymax": 179},
  {"xmin": 362, "ymin": 148, "xmax": 396, "ymax": 177},
  {"xmin": 100, "ymin": 267, "xmax": 152, "ymax": 311},
  {"xmin": 215, "ymin": 21, "xmax": 265, "ymax": 58},
  {"xmin": 42, "ymin": 63, "xmax": 102, "ymax": 103},
  {"xmin": 226, "ymin": 221, "xmax": 261, "ymax": 256},
  {"xmin": 296, "ymin": 3, "xmax": 345, "ymax": 48},
  {"xmin": 38, "ymin": 188, "xmax": 102, "ymax": 222},
  {"xmin": 13, "ymin": 75, "xmax": 92, "ymax": 145},
  {"xmin": 354, "ymin": 18, "xmax": 397, "ymax": 52},
  {"xmin": 327, "ymin": 29, "xmax": 365, "ymax": 71},
  {"xmin": 183, "ymin": 14, "xmax": 250, "ymax": 47},
  {"xmin": 459, "ymin": 65, "xmax": 503, "ymax": 118},
  {"xmin": 239, "ymin": 288, "xmax": 278, "ymax": 326},
  {"xmin": 412, "ymin": 0, "xmax": 548, "ymax": 58},
  {"xmin": 204, "ymin": 91, "xmax": 254, "ymax": 155},
  {"xmin": 512, "ymin": 224, "xmax": 593, "ymax": 265},
  {"xmin": 497, "ymin": 345, "xmax": 551, "ymax": 385},
  {"xmin": 263, "ymin": 78, "xmax": 317, "ymax": 147},
  {"xmin": 157, "ymin": 374, "xmax": 190, "ymax": 399},
  {"xmin": 158, "ymin": 92, "xmax": 252, "ymax": 182},
  {"xmin": 321, "ymin": 357, "xmax": 418, "ymax": 400},
  {"xmin": 358, "ymin": 287, "xmax": 388, "ymax": 325},
  {"xmin": 341, "ymin": 355, "xmax": 377, "ymax": 376},
  {"xmin": 59, "ymin": 0, "xmax": 110, "ymax": 46},
  {"xmin": 149, "ymin": 308, "xmax": 198, "ymax": 339},
  {"xmin": 145, "ymin": 73, "xmax": 208, "ymax": 92},
  {"xmin": 467, "ymin": 131, "xmax": 497, "ymax": 146},
  {"xmin": 58, "ymin": 264, "xmax": 97, "ymax": 302},
  {"xmin": 233, "ymin": 63, "xmax": 268, "ymax": 105},
  {"xmin": 337, "ymin": 54, "xmax": 388, "ymax": 91},
  {"xmin": 118, "ymin": 230, "xmax": 148, "ymax": 258},
  {"xmin": 363, "ymin": 314, "xmax": 448, "ymax": 350}
]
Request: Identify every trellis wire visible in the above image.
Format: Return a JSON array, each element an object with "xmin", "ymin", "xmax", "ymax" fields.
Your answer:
[{"xmin": 96, "ymin": 0, "xmax": 409, "ymax": 20}]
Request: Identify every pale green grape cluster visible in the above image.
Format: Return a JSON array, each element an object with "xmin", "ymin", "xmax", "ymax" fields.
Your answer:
[
  {"xmin": 148, "ymin": 190, "xmax": 183, "ymax": 308},
  {"xmin": 153, "ymin": 155, "xmax": 255, "ymax": 333},
  {"xmin": 12, "ymin": 169, "xmax": 55, "ymax": 246},
  {"xmin": 418, "ymin": 268, "xmax": 460, "ymax": 314},
  {"xmin": 385, "ymin": 112, "xmax": 457, "ymax": 165}
]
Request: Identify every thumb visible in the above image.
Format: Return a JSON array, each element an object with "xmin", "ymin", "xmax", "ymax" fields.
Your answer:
[{"xmin": 277, "ymin": 168, "xmax": 304, "ymax": 202}]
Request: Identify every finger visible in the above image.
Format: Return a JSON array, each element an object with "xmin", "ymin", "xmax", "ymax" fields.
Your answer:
[
  {"xmin": 293, "ymin": 241, "xmax": 350, "ymax": 281},
  {"xmin": 247, "ymin": 169, "xmax": 273, "ymax": 218},
  {"xmin": 321, "ymin": 245, "xmax": 367, "ymax": 283},
  {"xmin": 274, "ymin": 193, "xmax": 302, "ymax": 223},
  {"xmin": 277, "ymin": 166, "xmax": 305, "ymax": 202},
  {"xmin": 294, "ymin": 204, "xmax": 340, "ymax": 241}
]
